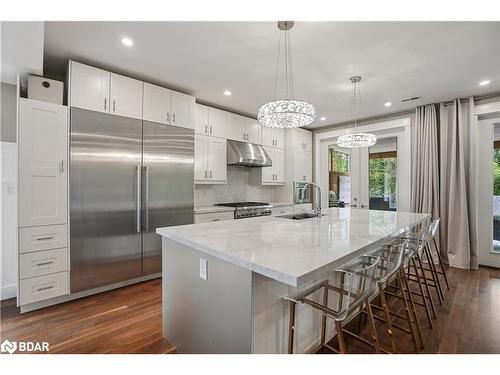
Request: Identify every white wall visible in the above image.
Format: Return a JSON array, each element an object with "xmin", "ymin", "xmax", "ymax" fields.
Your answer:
[{"xmin": 1, "ymin": 142, "xmax": 17, "ymax": 300}]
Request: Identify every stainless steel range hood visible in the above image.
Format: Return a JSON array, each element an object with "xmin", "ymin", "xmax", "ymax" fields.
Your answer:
[{"xmin": 227, "ymin": 140, "xmax": 272, "ymax": 167}]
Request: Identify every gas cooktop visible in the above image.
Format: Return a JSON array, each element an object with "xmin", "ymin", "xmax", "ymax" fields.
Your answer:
[{"xmin": 215, "ymin": 202, "xmax": 272, "ymax": 219}]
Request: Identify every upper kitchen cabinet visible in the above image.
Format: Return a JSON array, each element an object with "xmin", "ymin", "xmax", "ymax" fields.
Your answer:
[
  {"xmin": 195, "ymin": 104, "xmax": 226, "ymax": 138},
  {"xmin": 250, "ymin": 146, "xmax": 285, "ymax": 185},
  {"xmin": 143, "ymin": 82, "xmax": 171, "ymax": 124},
  {"xmin": 245, "ymin": 118, "xmax": 262, "ymax": 144},
  {"xmin": 288, "ymin": 127, "xmax": 313, "ymax": 153},
  {"xmin": 143, "ymin": 83, "xmax": 195, "ymax": 129},
  {"xmin": 261, "ymin": 127, "xmax": 285, "ymax": 149},
  {"xmin": 18, "ymin": 99, "xmax": 68, "ymax": 226},
  {"xmin": 170, "ymin": 91, "xmax": 195, "ymax": 129},
  {"xmin": 226, "ymin": 113, "xmax": 261, "ymax": 144},
  {"xmin": 110, "ymin": 73, "xmax": 143, "ymax": 119},
  {"xmin": 69, "ymin": 61, "xmax": 110, "ymax": 113},
  {"xmin": 226, "ymin": 113, "xmax": 247, "ymax": 142},
  {"xmin": 195, "ymin": 134, "xmax": 227, "ymax": 184}
]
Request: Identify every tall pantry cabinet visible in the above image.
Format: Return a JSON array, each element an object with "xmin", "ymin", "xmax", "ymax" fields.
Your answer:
[{"xmin": 17, "ymin": 98, "xmax": 70, "ymax": 309}]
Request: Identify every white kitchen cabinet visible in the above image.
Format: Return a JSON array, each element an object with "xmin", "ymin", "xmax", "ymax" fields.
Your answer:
[
  {"xmin": 69, "ymin": 61, "xmax": 110, "ymax": 113},
  {"xmin": 143, "ymin": 82, "xmax": 171, "ymax": 124},
  {"xmin": 18, "ymin": 99, "xmax": 68, "ymax": 227},
  {"xmin": 195, "ymin": 105, "xmax": 226, "ymax": 138},
  {"xmin": 245, "ymin": 118, "xmax": 262, "ymax": 144},
  {"xmin": 171, "ymin": 91, "xmax": 194, "ymax": 129},
  {"xmin": 194, "ymin": 211, "xmax": 234, "ymax": 224},
  {"xmin": 195, "ymin": 134, "xmax": 227, "ymax": 184},
  {"xmin": 293, "ymin": 151, "xmax": 313, "ymax": 182},
  {"xmin": 262, "ymin": 127, "xmax": 285, "ymax": 149},
  {"xmin": 250, "ymin": 146, "xmax": 285, "ymax": 185},
  {"xmin": 110, "ymin": 73, "xmax": 143, "ymax": 120},
  {"xmin": 143, "ymin": 83, "xmax": 194, "ymax": 129},
  {"xmin": 288, "ymin": 127, "xmax": 312, "ymax": 153},
  {"xmin": 226, "ymin": 113, "xmax": 247, "ymax": 142}
]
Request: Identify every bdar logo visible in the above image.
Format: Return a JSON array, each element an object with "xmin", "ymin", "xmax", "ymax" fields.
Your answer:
[{"xmin": 1, "ymin": 339, "xmax": 17, "ymax": 354}]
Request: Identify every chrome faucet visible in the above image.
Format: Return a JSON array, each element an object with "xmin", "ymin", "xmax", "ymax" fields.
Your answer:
[{"xmin": 302, "ymin": 182, "xmax": 322, "ymax": 218}]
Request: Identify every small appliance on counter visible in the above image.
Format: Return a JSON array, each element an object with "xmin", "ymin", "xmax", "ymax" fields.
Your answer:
[{"xmin": 215, "ymin": 202, "xmax": 272, "ymax": 219}]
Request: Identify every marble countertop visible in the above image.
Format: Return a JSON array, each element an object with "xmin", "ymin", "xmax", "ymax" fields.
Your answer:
[{"xmin": 157, "ymin": 208, "xmax": 430, "ymax": 287}]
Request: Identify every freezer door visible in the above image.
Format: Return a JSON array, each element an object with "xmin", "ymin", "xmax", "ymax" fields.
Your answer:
[
  {"xmin": 142, "ymin": 122, "xmax": 194, "ymax": 275},
  {"xmin": 70, "ymin": 108, "xmax": 143, "ymax": 292}
]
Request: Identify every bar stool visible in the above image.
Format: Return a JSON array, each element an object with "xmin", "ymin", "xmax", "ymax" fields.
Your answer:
[
  {"xmin": 361, "ymin": 241, "xmax": 424, "ymax": 353},
  {"xmin": 286, "ymin": 255, "xmax": 381, "ymax": 354}
]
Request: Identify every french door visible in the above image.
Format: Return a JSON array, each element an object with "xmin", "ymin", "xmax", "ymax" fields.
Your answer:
[
  {"xmin": 328, "ymin": 134, "xmax": 407, "ymax": 211},
  {"xmin": 476, "ymin": 117, "xmax": 500, "ymax": 268}
]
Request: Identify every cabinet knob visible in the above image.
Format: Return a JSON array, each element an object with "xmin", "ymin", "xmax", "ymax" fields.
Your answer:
[
  {"xmin": 209, "ymin": 170, "xmax": 212, "ymax": 178},
  {"xmin": 210, "ymin": 126, "xmax": 212, "ymax": 134},
  {"xmin": 205, "ymin": 170, "xmax": 207, "ymax": 178},
  {"xmin": 172, "ymin": 113, "xmax": 176, "ymax": 123},
  {"xmin": 167, "ymin": 112, "xmax": 171, "ymax": 122},
  {"xmin": 113, "ymin": 100, "xmax": 116, "ymax": 113},
  {"xmin": 104, "ymin": 98, "xmax": 107, "ymax": 111}
]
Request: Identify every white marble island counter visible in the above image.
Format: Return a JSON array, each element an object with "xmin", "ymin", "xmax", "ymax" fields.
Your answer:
[{"xmin": 157, "ymin": 208, "xmax": 429, "ymax": 353}]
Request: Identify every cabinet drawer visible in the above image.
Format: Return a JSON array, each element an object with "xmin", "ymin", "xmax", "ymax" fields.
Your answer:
[
  {"xmin": 20, "ymin": 248, "xmax": 68, "ymax": 279},
  {"xmin": 195, "ymin": 211, "xmax": 234, "ymax": 223},
  {"xmin": 19, "ymin": 224, "xmax": 68, "ymax": 253},
  {"xmin": 19, "ymin": 271, "xmax": 69, "ymax": 305}
]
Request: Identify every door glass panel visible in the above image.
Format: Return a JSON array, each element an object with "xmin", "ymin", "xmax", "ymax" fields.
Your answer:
[
  {"xmin": 329, "ymin": 146, "xmax": 351, "ymax": 207},
  {"xmin": 493, "ymin": 125, "xmax": 500, "ymax": 252},
  {"xmin": 369, "ymin": 137, "xmax": 397, "ymax": 211}
]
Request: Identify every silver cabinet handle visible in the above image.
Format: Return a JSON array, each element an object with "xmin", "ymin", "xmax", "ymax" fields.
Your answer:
[
  {"xmin": 303, "ymin": 175, "xmax": 306, "ymax": 181},
  {"xmin": 144, "ymin": 166, "xmax": 150, "ymax": 231},
  {"xmin": 209, "ymin": 170, "xmax": 212, "ymax": 178},
  {"xmin": 104, "ymin": 98, "xmax": 107, "ymax": 111},
  {"xmin": 36, "ymin": 236, "xmax": 54, "ymax": 241},
  {"xmin": 247, "ymin": 134, "xmax": 250, "ymax": 141},
  {"xmin": 59, "ymin": 160, "xmax": 64, "ymax": 173},
  {"xmin": 172, "ymin": 113, "xmax": 176, "ymax": 123},
  {"xmin": 35, "ymin": 260, "xmax": 55, "ymax": 267},
  {"xmin": 136, "ymin": 165, "xmax": 141, "ymax": 233},
  {"xmin": 360, "ymin": 204, "xmax": 368, "ymax": 209},
  {"xmin": 205, "ymin": 125, "xmax": 208, "ymax": 134},
  {"xmin": 210, "ymin": 126, "xmax": 212, "ymax": 135},
  {"xmin": 167, "ymin": 112, "xmax": 171, "ymax": 122},
  {"xmin": 243, "ymin": 133, "xmax": 246, "ymax": 140},
  {"xmin": 212, "ymin": 218, "xmax": 221, "ymax": 222},
  {"xmin": 113, "ymin": 99, "xmax": 116, "ymax": 113},
  {"xmin": 205, "ymin": 170, "xmax": 208, "ymax": 178},
  {"xmin": 36, "ymin": 285, "xmax": 54, "ymax": 292}
]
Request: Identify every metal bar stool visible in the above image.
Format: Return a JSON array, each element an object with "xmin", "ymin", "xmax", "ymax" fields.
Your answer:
[{"xmin": 286, "ymin": 255, "xmax": 382, "ymax": 354}]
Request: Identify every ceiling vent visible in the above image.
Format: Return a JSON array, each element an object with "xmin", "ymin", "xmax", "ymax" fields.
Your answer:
[{"xmin": 400, "ymin": 96, "xmax": 422, "ymax": 103}]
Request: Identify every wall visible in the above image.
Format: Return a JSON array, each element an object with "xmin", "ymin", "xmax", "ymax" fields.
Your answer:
[
  {"xmin": 1, "ymin": 83, "xmax": 17, "ymax": 299},
  {"xmin": 1, "ymin": 82, "xmax": 17, "ymax": 142},
  {"xmin": 195, "ymin": 166, "xmax": 276, "ymax": 206}
]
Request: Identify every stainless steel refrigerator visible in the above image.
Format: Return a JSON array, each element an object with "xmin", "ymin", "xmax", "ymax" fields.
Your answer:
[{"xmin": 69, "ymin": 108, "xmax": 194, "ymax": 293}]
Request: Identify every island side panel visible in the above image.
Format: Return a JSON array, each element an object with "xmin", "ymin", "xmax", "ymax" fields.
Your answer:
[
  {"xmin": 162, "ymin": 237, "xmax": 253, "ymax": 353},
  {"xmin": 252, "ymin": 272, "xmax": 339, "ymax": 354}
]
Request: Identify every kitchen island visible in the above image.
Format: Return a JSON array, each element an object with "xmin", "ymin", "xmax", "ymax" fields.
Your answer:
[{"xmin": 156, "ymin": 208, "xmax": 429, "ymax": 353}]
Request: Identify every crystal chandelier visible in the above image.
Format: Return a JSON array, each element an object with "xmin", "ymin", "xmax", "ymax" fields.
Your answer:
[
  {"xmin": 336, "ymin": 76, "xmax": 377, "ymax": 148},
  {"xmin": 258, "ymin": 21, "xmax": 316, "ymax": 128}
]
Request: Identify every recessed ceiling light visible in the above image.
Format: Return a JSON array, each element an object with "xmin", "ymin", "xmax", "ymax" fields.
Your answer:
[
  {"xmin": 384, "ymin": 102, "xmax": 392, "ymax": 107},
  {"xmin": 320, "ymin": 116, "xmax": 326, "ymax": 121},
  {"xmin": 479, "ymin": 80, "xmax": 490, "ymax": 86},
  {"xmin": 224, "ymin": 90, "xmax": 232, "ymax": 96},
  {"xmin": 121, "ymin": 37, "xmax": 134, "ymax": 47}
]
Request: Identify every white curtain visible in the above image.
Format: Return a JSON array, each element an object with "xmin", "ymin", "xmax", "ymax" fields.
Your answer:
[
  {"xmin": 439, "ymin": 97, "xmax": 478, "ymax": 269},
  {"xmin": 411, "ymin": 104, "xmax": 440, "ymax": 221}
]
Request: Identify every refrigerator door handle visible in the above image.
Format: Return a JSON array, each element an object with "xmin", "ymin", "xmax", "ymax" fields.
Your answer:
[
  {"xmin": 136, "ymin": 165, "xmax": 141, "ymax": 233},
  {"xmin": 144, "ymin": 165, "xmax": 150, "ymax": 232}
]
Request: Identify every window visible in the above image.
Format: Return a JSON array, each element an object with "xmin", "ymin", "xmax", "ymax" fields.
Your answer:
[
  {"xmin": 493, "ymin": 139, "xmax": 500, "ymax": 252},
  {"xmin": 369, "ymin": 138, "xmax": 397, "ymax": 211},
  {"xmin": 329, "ymin": 147, "xmax": 350, "ymax": 207}
]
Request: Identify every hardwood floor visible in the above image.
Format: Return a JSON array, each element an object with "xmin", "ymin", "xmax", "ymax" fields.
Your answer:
[
  {"xmin": 1, "ymin": 266, "xmax": 499, "ymax": 354},
  {"xmin": 0, "ymin": 278, "xmax": 175, "ymax": 354}
]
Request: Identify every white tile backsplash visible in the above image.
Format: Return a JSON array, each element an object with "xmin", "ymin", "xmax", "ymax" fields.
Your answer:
[{"xmin": 195, "ymin": 166, "xmax": 276, "ymax": 206}]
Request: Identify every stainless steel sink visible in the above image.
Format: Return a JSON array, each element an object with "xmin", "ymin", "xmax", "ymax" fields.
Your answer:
[{"xmin": 277, "ymin": 212, "xmax": 326, "ymax": 220}]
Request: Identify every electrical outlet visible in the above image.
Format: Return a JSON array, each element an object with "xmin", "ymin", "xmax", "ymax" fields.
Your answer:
[{"xmin": 199, "ymin": 258, "xmax": 208, "ymax": 280}]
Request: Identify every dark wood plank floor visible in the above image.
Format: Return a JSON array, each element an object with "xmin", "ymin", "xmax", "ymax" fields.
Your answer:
[{"xmin": 1, "ymin": 266, "xmax": 499, "ymax": 354}]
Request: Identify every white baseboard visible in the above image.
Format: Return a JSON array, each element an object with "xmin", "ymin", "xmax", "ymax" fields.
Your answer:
[{"xmin": 1, "ymin": 284, "xmax": 17, "ymax": 300}]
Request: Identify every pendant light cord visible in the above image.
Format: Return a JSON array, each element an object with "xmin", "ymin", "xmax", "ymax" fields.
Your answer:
[{"xmin": 274, "ymin": 23, "xmax": 295, "ymax": 100}]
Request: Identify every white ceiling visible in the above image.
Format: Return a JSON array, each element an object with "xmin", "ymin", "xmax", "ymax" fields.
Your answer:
[{"xmin": 43, "ymin": 21, "xmax": 500, "ymax": 128}]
